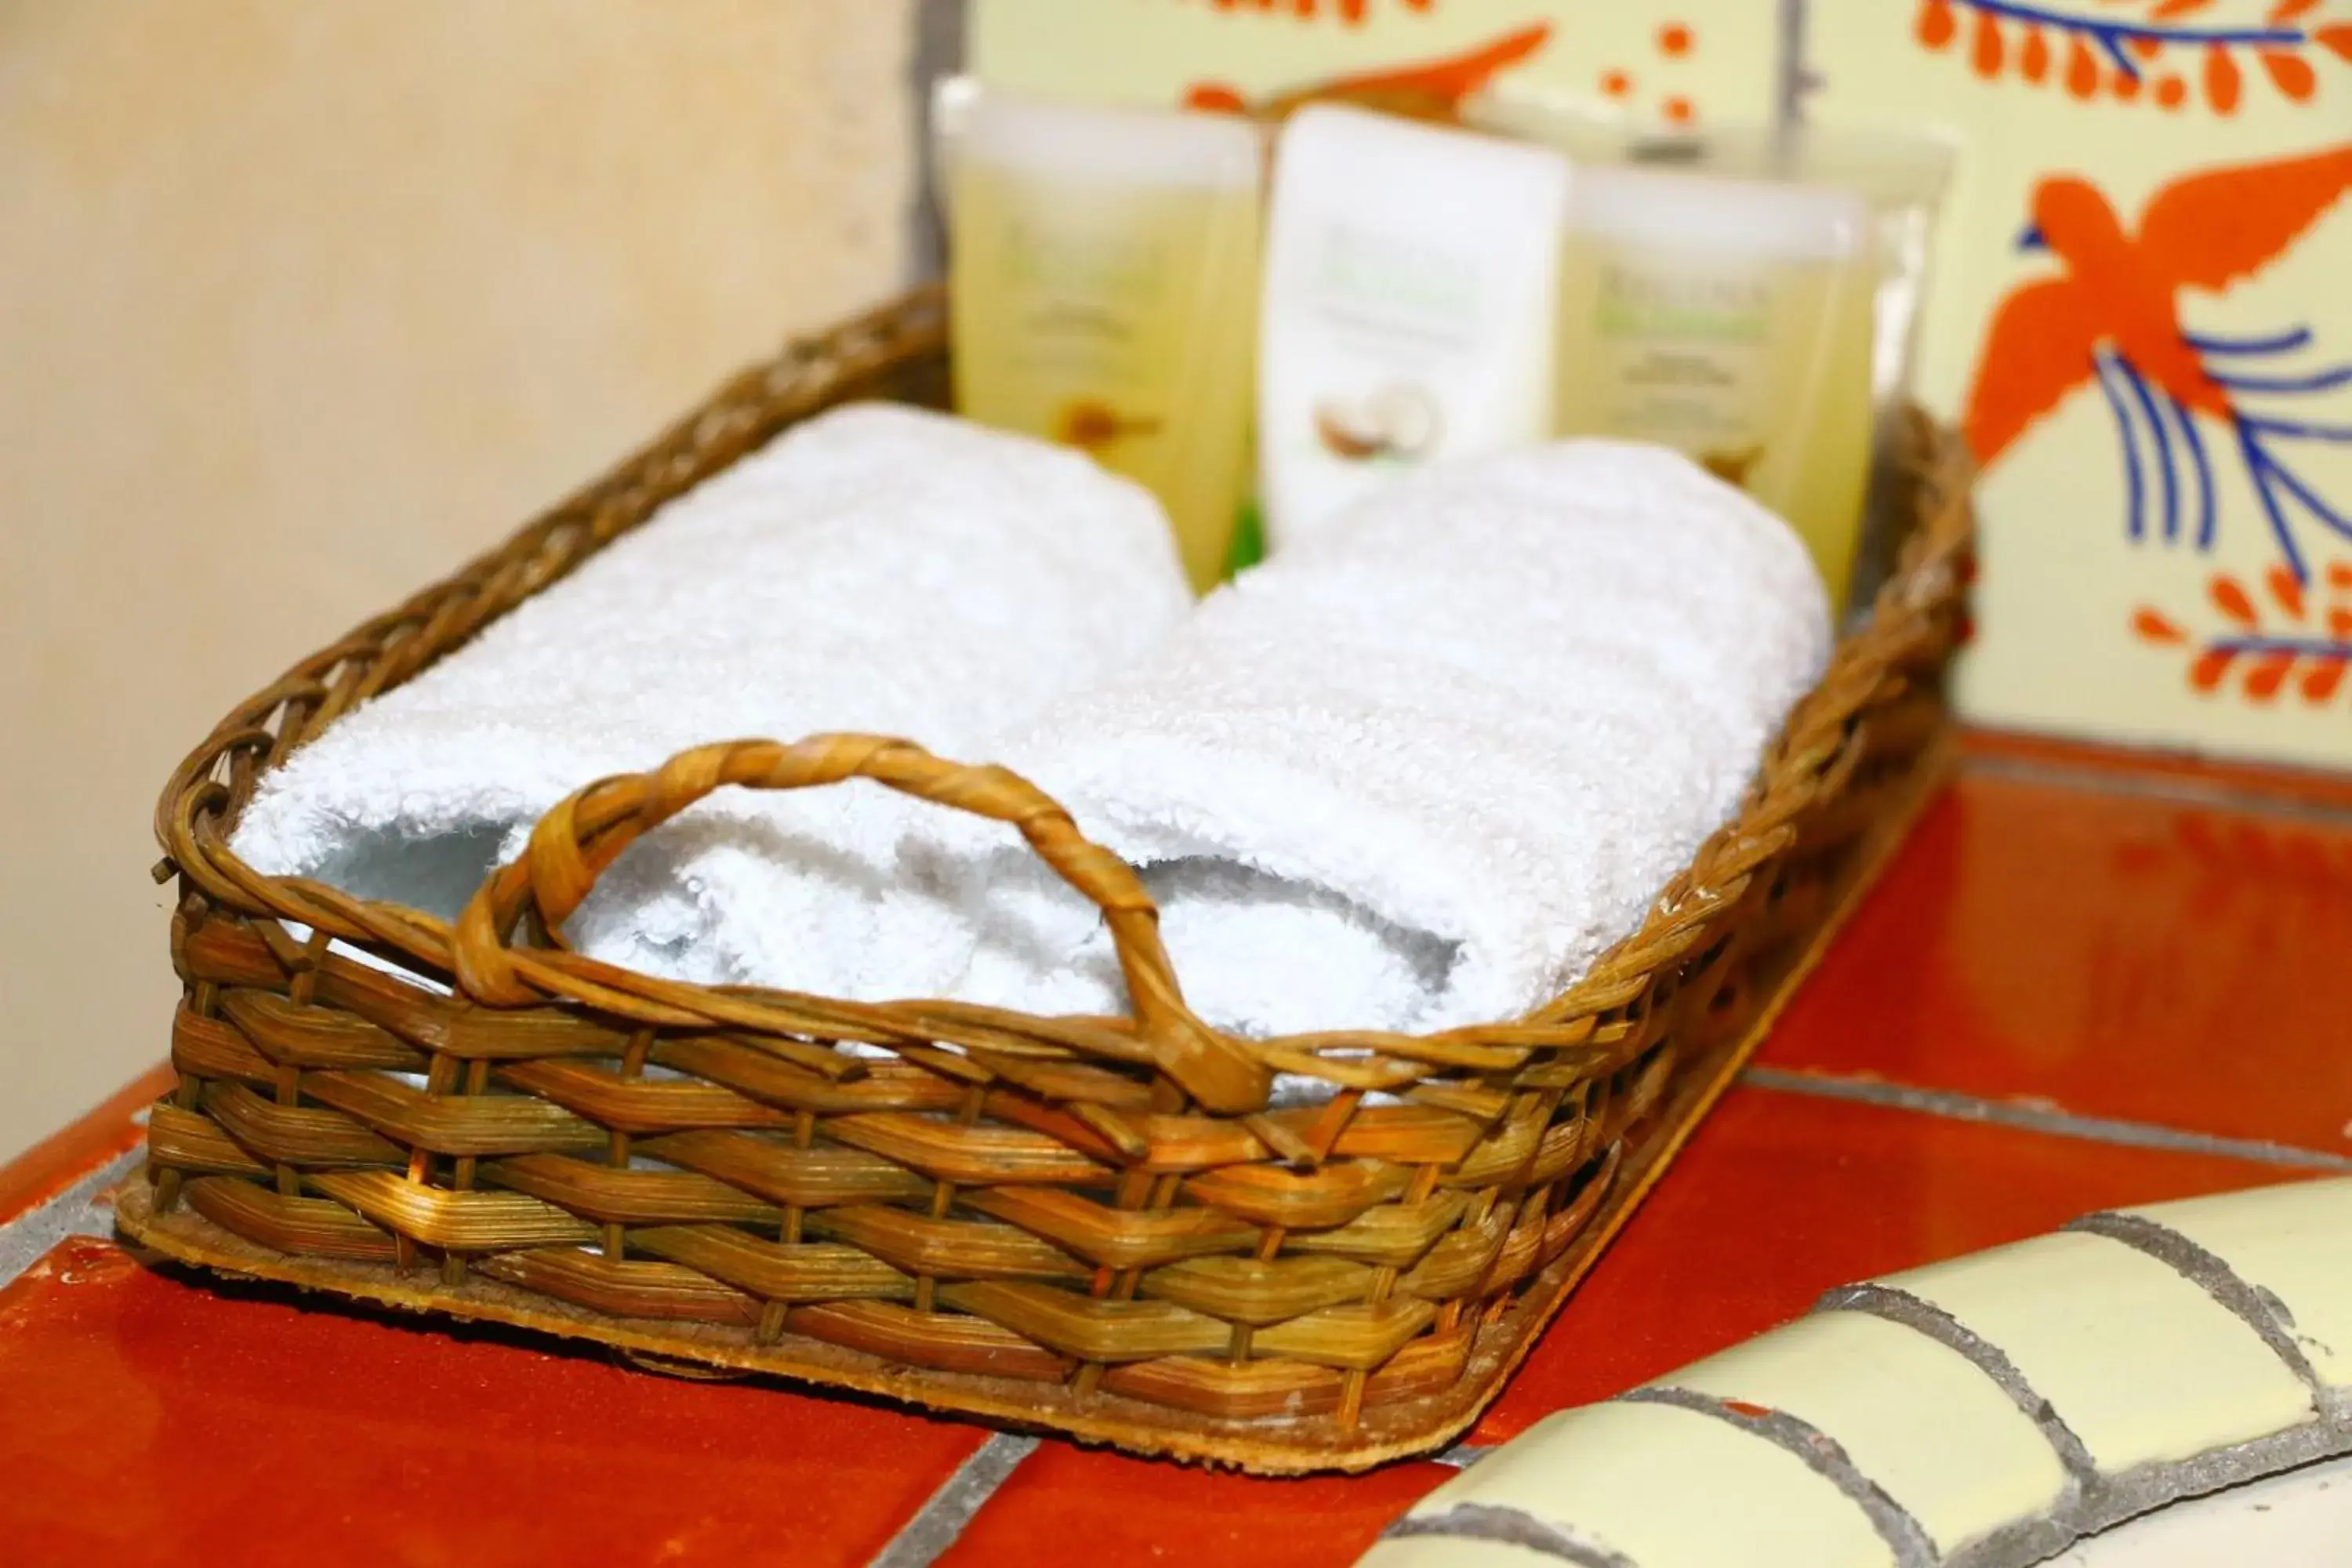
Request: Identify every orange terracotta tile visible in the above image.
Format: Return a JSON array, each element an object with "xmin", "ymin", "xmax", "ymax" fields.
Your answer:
[
  {"xmin": 0, "ymin": 1236, "xmax": 983, "ymax": 1568},
  {"xmin": 937, "ymin": 1443, "xmax": 1454, "ymax": 1568},
  {"xmin": 1472, "ymin": 1085, "xmax": 2309, "ymax": 1443},
  {"xmin": 0, "ymin": 1062, "xmax": 172, "ymax": 1223},
  {"xmin": 1755, "ymin": 763, "xmax": 2352, "ymax": 1155}
]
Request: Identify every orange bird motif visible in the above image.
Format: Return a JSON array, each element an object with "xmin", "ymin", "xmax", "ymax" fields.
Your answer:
[
  {"xmin": 1183, "ymin": 20, "xmax": 1552, "ymax": 123},
  {"xmin": 1963, "ymin": 143, "xmax": 2352, "ymax": 579}
]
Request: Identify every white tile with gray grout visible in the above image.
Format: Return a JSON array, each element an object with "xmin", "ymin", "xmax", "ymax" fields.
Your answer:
[{"xmin": 1370, "ymin": 1179, "xmax": 2352, "ymax": 1567}]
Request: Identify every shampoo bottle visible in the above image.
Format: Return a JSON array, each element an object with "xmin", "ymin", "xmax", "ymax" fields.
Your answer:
[
  {"xmin": 1550, "ymin": 165, "xmax": 1878, "ymax": 607},
  {"xmin": 949, "ymin": 93, "xmax": 1263, "ymax": 592}
]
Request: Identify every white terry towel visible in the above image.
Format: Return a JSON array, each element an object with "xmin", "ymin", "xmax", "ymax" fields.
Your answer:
[
  {"xmin": 230, "ymin": 401, "xmax": 1192, "ymax": 995},
  {"xmin": 905, "ymin": 440, "xmax": 1833, "ymax": 1041}
]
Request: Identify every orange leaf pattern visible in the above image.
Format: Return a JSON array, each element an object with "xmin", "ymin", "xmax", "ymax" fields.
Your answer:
[
  {"xmin": 2210, "ymin": 575, "xmax": 2259, "ymax": 626},
  {"xmin": 1919, "ymin": 0, "xmax": 1959, "ymax": 50},
  {"xmin": 2260, "ymin": 48, "xmax": 2317, "ymax": 98},
  {"xmin": 2139, "ymin": 564, "xmax": 2352, "ymax": 709},
  {"xmin": 2021, "ymin": 24, "xmax": 2054, "ymax": 79},
  {"xmin": 2190, "ymin": 647, "xmax": 2238, "ymax": 691},
  {"xmin": 2245, "ymin": 649, "xmax": 2298, "ymax": 700},
  {"xmin": 1907, "ymin": 0, "xmax": 2347, "ymax": 112},
  {"xmin": 2067, "ymin": 34, "xmax": 2103, "ymax": 95},
  {"xmin": 1974, "ymin": 7, "xmax": 2007, "ymax": 74},
  {"xmin": 2205, "ymin": 42, "xmax": 2243, "ymax": 111},
  {"xmin": 2267, "ymin": 563, "xmax": 2308, "ymax": 621}
]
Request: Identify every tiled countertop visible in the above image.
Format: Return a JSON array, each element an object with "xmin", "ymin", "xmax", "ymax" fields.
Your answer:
[{"xmin": 4, "ymin": 734, "xmax": 2348, "ymax": 1567}]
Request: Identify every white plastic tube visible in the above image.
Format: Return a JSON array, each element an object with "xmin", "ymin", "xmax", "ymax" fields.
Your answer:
[{"xmin": 1257, "ymin": 104, "xmax": 1572, "ymax": 552}]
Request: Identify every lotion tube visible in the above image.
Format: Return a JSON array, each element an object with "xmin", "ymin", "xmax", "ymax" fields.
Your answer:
[
  {"xmin": 949, "ymin": 93, "xmax": 1262, "ymax": 593},
  {"xmin": 1258, "ymin": 104, "xmax": 1571, "ymax": 551},
  {"xmin": 1551, "ymin": 165, "xmax": 1878, "ymax": 608}
]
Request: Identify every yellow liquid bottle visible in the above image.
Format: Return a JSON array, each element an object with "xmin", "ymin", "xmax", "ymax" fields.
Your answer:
[
  {"xmin": 1552, "ymin": 168, "xmax": 1878, "ymax": 608},
  {"xmin": 951, "ymin": 97, "xmax": 1262, "ymax": 593}
]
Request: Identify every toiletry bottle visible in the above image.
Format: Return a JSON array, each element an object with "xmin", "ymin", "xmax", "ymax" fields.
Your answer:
[
  {"xmin": 1552, "ymin": 166, "xmax": 1878, "ymax": 606},
  {"xmin": 950, "ymin": 93, "xmax": 1262, "ymax": 593},
  {"xmin": 1258, "ymin": 104, "xmax": 1571, "ymax": 552}
]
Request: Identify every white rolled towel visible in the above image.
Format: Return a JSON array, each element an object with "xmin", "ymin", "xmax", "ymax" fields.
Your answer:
[
  {"xmin": 905, "ymin": 440, "xmax": 1833, "ymax": 1042},
  {"xmin": 230, "ymin": 401, "xmax": 1192, "ymax": 996}
]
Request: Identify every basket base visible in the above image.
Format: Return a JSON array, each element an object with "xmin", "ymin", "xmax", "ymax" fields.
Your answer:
[{"xmin": 117, "ymin": 732, "xmax": 1955, "ymax": 1473}]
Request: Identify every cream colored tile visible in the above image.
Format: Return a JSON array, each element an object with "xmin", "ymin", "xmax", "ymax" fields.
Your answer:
[
  {"xmin": 1879, "ymin": 1230, "xmax": 2317, "ymax": 1475},
  {"xmin": 1657, "ymin": 1309, "xmax": 2069, "ymax": 1556},
  {"xmin": 1356, "ymin": 1537, "xmax": 1558, "ymax": 1568},
  {"xmin": 2123, "ymin": 1177, "xmax": 2352, "ymax": 1394},
  {"xmin": 1407, "ymin": 1399, "xmax": 1895, "ymax": 1568}
]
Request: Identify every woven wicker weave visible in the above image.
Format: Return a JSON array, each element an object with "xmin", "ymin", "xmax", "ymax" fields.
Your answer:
[{"xmin": 119, "ymin": 287, "xmax": 1973, "ymax": 1472}]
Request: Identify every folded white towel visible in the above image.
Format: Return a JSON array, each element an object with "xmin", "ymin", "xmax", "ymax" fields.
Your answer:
[
  {"xmin": 231, "ymin": 402, "xmax": 1192, "ymax": 996},
  {"xmin": 903, "ymin": 440, "xmax": 1833, "ymax": 1040}
]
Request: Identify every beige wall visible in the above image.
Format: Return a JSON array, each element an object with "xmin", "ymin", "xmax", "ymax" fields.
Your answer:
[{"xmin": 0, "ymin": 2, "xmax": 916, "ymax": 1160}]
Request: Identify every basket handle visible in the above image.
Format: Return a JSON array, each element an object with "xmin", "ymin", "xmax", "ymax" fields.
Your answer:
[{"xmin": 450, "ymin": 733, "xmax": 1271, "ymax": 1113}]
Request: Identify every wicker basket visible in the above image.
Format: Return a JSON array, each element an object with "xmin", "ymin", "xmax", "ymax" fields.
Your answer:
[{"xmin": 120, "ymin": 287, "xmax": 1973, "ymax": 1472}]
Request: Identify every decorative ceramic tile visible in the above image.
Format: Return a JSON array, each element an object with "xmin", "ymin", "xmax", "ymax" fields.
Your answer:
[
  {"xmin": 1803, "ymin": 0, "xmax": 2352, "ymax": 768},
  {"xmin": 1653, "ymin": 1311, "xmax": 2071, "ymax": 1556},
  {"xmin": 1399, "ymin": 1399, "xmax": 1898, "ymax": 1566},
  {"xmin": 968, "ymin": 0, "xmax": 1780, "ymax": 127},
  {"xmin": 2121, "ymin": 1175, "xmax": 2352, "ymax": 1391},
  {"xmin": 1872, "ymin": 1229, "xmax": 2317, "ymax": 1472},
  {"xmin": 1753, "ymin": 754, "xmax": 2352, "ymax": 1154}
]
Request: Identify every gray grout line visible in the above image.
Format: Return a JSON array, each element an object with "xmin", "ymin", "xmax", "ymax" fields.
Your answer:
[
  {"xmin": 1963, "ymin": 747, "xmax": 2352, "ymax": 829},
  {"xmin": 1740, "ymin": 1066, "xmax": 2352, "ymax": 1172},
  {"xmin": 906, "ymin": 0, "xmax": 964, "ymax": 284},
  {"xmin": 1384, "ymin": 1504, "xmax": 1638, "ymax": 1568},
  {"xmin": 0, "ymin": 1148, "xmax": 143, "ymax": 1290},
  {"xmin": 867, "ymin": 1432, "xmax": 1039, "ymax": 1568},
  {"xmin": 1817, "ymin": 1282, "xmax": 2103, "ymax": 1497},
  {"xmin": 1620, "ymin": 1386, "xmax": 1939, "ymax": 1567}
]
